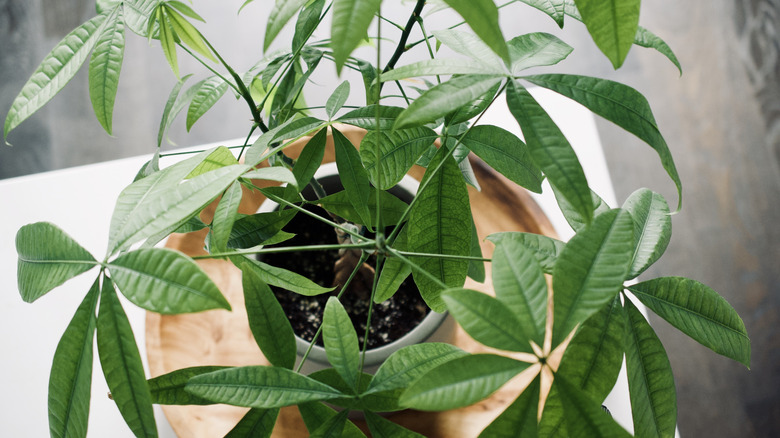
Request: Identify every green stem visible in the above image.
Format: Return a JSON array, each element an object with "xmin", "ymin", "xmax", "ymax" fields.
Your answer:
[
  {"xmin": 387, "ymin": 248, "xmax": 448, "ymax": 289},
  {"xmin": 381, "ymin": 0, "xmax": 426, "ymax": 76},
  {"xmin": 192, "ymin": 242, "xmax": 374, "ymax": 260},
  {"xmin": 396, "ymin": 251, "xmax": 491, "ymax": 262}
]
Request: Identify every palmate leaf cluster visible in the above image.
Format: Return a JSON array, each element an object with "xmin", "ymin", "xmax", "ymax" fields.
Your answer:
[{"xmin": 8, "ymin": 0, "xmax": 749, "ymax": 437}]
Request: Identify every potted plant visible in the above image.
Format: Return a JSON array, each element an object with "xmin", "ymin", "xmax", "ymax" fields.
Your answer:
[{"xmin": 7, "ymin": 0, "xmax": 751, "ymax": 437}]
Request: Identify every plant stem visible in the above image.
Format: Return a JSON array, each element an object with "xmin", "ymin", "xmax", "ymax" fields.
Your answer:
[
  {"xmin": 192, "ymin": 242, "xmax": 373, "ymax": 260},
  {"xmin": 395, "ymin": 250, "xmax": 492, "ymax": 262},
  {"xmin": 381, "ymin": 0, "xmax": 426, "ymax": 77},
  {"xmin": 387, "ymin": 247, "xmax": 448, "ymax": 289}
]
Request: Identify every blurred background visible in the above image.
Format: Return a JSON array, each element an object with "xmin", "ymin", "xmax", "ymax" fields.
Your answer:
[{"xmin": 1, "ymin": 0, "xmax": 778, "ymax": 436}]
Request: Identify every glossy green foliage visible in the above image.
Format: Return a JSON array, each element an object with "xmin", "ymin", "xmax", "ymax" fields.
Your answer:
[
  {"xmin": 556, "ymin": 376, "xmax": 633, "ymax": 438},
  {"xmin": 242, "ymin": 268, "xmax": 297, "ymax": 369},
  {"xmin": 331, "ymin": 0, "xmax": 381, "ymax": 72},
  {"xmin": 478, "ymin": 376, "xmax": 540, "ymax": 437},
  {"xmin": 323, "ymin": 297, "xmax": 361, "ymax": 389},
  {"xmin": 293, "ymin": 127, "xmax": 328, "ymax": 188},
  {"xmin": 487, "ymin": 232, "xmax": 565, "ymax": 274},
  {"xmin": 209, "ymin": 182, "xmax": 243, "ymax": 253},
  {"xmin": 16, "ymin": 222, "xmax": 97, "ymax": 303},
  {"xmin": 298, "ymin": 403, "xmax": 366, "ymax": 438},
  {"xmin": 365, "ymin": 411, "xmax": 425, "ymax": 437},
  {"xmin": 366, "ymin": 343, "xmax": 467, "ymax": 395},
  {"xmin": 574, "ymin": 0, "xmax": 640, "ymax": 68},
  {"xmin": 326, "ymin": 81, "xmax": 350, "ymax": 119},
  {"xmin": 332, "ymin": 127, "xmax": 372, "ymax": 226},
  {"xmin": 231, "ymin": 255, "xmax": 334, "ymax": 296},
  {"xmin": 148, "ymin": 366, "xmax": 229, "ymax": 405},
  {"xmin": 318, "ymin": 189, "xmax": 409, "ymax": 226},
  {"xmin": 360, "ymin": 126, "xmax": 438, "ymax": 190},
  {"xmin": 225, "ymin": 210, "xmax": 296, "ymax": 249},
  {"xmin": 623, "ymin": 188, "xmax": 672, "ymax": 279},
  {"xmin": 519, "ymin": 0, "xmax": 566, "ymax": 27},
  {"xmin": 186, "ymin": 76, "xmax": 228, "ymax": 131},
  {"xmin": 224, "ymin": 408, "xmax": 279, "ymax": 438},
  {"xmin": 441, "ymin": 0, "xmax": 509, "ymax": 64},
  {"xmin": 338, "ymin": 105, "xmax": 404, "ymax": 130},
  {"xmin": 89, "ymin": 7, "xmax": 124, "ymax": 135},
  {"xmin": 508, "ymin": 32, "xmax": 573, "ymax": 74},
  {"xmin": 48, "ymin": 279, "xmax": 99, "ymax": 438},
  {"xmin": 265, "ymin": 0, "xmax": 309, "ymax": 51}
]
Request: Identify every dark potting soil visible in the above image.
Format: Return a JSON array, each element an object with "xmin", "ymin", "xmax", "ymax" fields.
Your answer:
[{"xmin": 257, "ymin": 203, "xmax": 429, "ymax": 349}]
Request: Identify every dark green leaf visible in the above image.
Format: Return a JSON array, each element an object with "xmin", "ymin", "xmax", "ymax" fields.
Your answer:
[
  {"xmin": 147, "ymin": 366, "xmax": 229, "ymax": 405},
  {"xmin": 538, "ymin": 384, "xmax": 567, "ymax": 437},
  {"xmin": 210, "ymin": 182, "xmax": 243, "ymax": 253},
  {"xmin": 331, "ymin": 0, "xmax": 381, "ymax": 72},
  {"xmin": 467, "ymin": 218, "xmax": 486, "ymax": 283},
  {"xmin": 292, "ymin": 128, "xmax": 328, "ymax": 188},
  {"xmin": 298, "ymin": 403, "xmax": 366, "ymax": 438},
  {"xmin": 318, "ymin": 189, "xmax": 409, "ymax": 226},
  {"xmin": 478, "ymin": 376, "xmax": 540, "ymax": 437},
  {"xmin": 310, "ymin": 410, "xmax": 349, "ymax": 438},
  {"xmin": 367, "ymin": 343, "xmax": 468, "ymax": 395},
  {"xmin": 293, "ymin": 0, "xmax": 325, "ymax": 53},
  {"xmin": 507, "ymin": 32, "xmax": 572, "ymax": 74},
  {"xmin": 573, "ymin": 0, "xmax": 640, "ymax": 69},
  {"xmin": 16, "ymin": 222, "xmax": 97, "ymax": 303},
  {"xmin": 518, "ymin": 0, "xmax": 565, "ymax": 27},
  {"xmin": 375, "ymin": 227, "xmax": 411, "ymax": 303},
  {"xmin": 185, "ymin": 366, "xmax": 343, "ymax": 408},
  {"xmin": 440, "ymin": 0, "xmax": 510, "ymax": 64},
  {"xmin": 108, "ymin": 248, "xmax": 231, "ymax": 314},
  {"xmin": 224, "ymin": 408, "xmax": 279, "ymax": 438},
  {"xmin": 359, "ymin": 126, "xmax": 438, "ymax": 190},
  {"xmin": 48, "ymin": 278, "xmax": 99, "ymax": 438},
  {"xmin": 442, "ymin": 288, "xmax": 532, "ymax": 352},
  {"xmin": 365, "ymin": 411, "xmax": 425, "ymax": 438},
  {"xmin": 89, "ymin": 8, "xmax": 125, "ymax": 135},
  {"xmin": 552, "ymin": 209, "xmax": 634, "ymax": 346},
  {"xmin": 326, "ymin": 81, "xmax": 351, "ymax": 119},
  {"xmin": 265, "ymin": 0, "xmax": 309, "ymax": 51},
  {"xmin": 400, "ymin": 354, "xmax": 530, "ymax": 411},
  {"xmin": 231, "ymin": 255, "xmax": 334, "ymax": 296},
  {"xmin": 242, "ymin": 268, "xmax": 297, "ymax": 369},
  {"xmin": 323, "ymin": 297, "xmax": 361, "ymax": 389},
  {"xmin": 623, "ymin": 299, "xmax": 677, "ymax": 438},
  {"xmin": 445, "ymin": 82, "xmax": 501, "ymax": 126},
  {"xmin": 506, "ymin": 81, "xmax": 593, "ymax": 225},
  {"xmin": 556, "ymin": 376, "xmax": 632, "ymax": 438},
  {"xmin": 523, "ymin": 74, "xmax": 683, "ymax": 210},
  {"xmin": 333, "ymin": 127, "xmax": 372, "ymax": 226},
  {"xmin": 226, "ymin": 209, "xmax": 296, "ymax": 249},
  {"xmin": 487, "ymin": 232, "xmax": 565, "ymax": 274},
  {"xmin": 629, "ymin": 277, "xmax": 751, "ymax": 368},
  {"xmin": 338, "ymin": 105, "xmax": 404, "ymax": 130},
  {"xmin": 97, "ymin": 278, "xmax": 157, "ymax": 437},
  {"xmin": 552, "ymin": 186, "xmax": 611, "ymax": 233},
  {"xmin": 186, "ymin": 76, "xmax": 228, "ymax": 131},
  {"xmin": 247, "ymin": 117, "xmax": 324, "ymax": 166},
  {"xmin": 623, "ymin": 188, "xmax": 671, "ymax": 279},
  {"xmin": 356, "ymin": 60, "xmax": 379, "ymax": 105}
]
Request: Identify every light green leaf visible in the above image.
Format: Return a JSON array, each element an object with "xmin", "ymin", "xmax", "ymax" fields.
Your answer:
[
  {"xmin": 556, "ymin": 376, "xmax": 632, "ymax": 438},
  {"xmin": 242, "ymin": 268, "xmax": 297, "ymax": 369},
  {"xmin": 552, "ymin": 209, "xmax": 634, "ymax": 346},
  {"xmin": 185, "ymin": 366, "xmax": 344, "ymax": 409},
  {"xmin": 293, "ymin": 128, "xmax": 327, "ymax": 188},
  {"xmin": 381, "ymin": 59, "xmax": 504, "ymax": 82},
  {"xmin": 231, "ymin": 256, "xmax": 334, "ymax": 296},
  {"xmin": 265, "ymin": 0, "xmax": 308, "ymax": 50},
  {"xmin": 96, "ymin": 0, "xmax": 120, "ymax": 14},
  {"xmin": 5, "ymin": 14, "xmax": 106, "ymax": 141},
  {"xmin": 400, "ymin": 354, "xmax": 530, "ymax": 411},
  {"xmin": 326, "ymin": 81, "xmax": 351, "ymax": 119},
  {"xmin": 506, "ymin": 81, "xmax": 593, "ymax": 226},
  {"xmin": 431, "ymin": 29, "xmax": 504, "ymax": 71},
  {"xmin": 367, "ymin": 343, "xmax": 467, "ymax": 395},
  {"xmin": 293, "ymin": 0, "xmax": 326, "ymax": 53},
  {"xmin": 157, "ymin": 74, "xmax": 192, "ymax": 147},
  {"xmin": 508, "ymin": 32, "xmax": 572, "ymax": 75},
  {"xmin": 164, "ymin": 5, "xmax": 216, "ymax": 62},
  {"xmin": 407, "ymin": 147, "xmax": 472, "ymax": 311},
  {"xmin": 459, "ymin": 124, "xmax": 543, "ymax": 193},
  {"xmin": 157, "ymin": 8, "xmax": 179, "ymax": 77},
  {"xmin": 298, "ymin": 403, "xmax": 367, "ymax": 438},
  {"xmin": 323, "ymin": 297, "xmax": 360, "ymax": 389},
  {"xmin": 186, "ymin": 76, "xmax": 228, "ymax": 131},
  {"xmin": 333, "ymin": 127, "xmax": 372, "ymax": 226},
  {"xmin": 318, "ymin": 189, "xmax": 409, "ymax": 226},
  {"xmin": 242, "ymin": 167, "xmax": 298, "ymax": 187},
  {"xmin": 89, "ymin": 8, "xmax": 125, "ymax": 135},
  {"xmin": 442, "ymin": 288, "xmax": 532, "ymax": 353},
  {"xmin": 167, "ymin": 1, "xmax": 205, "ymax": 22},
  {"xmin": 48, "ymin": 278, "xmax": 99, "ymax": 438},
  {"xmin": 492, "ymin": 238, "xmax": 548, "ymax": 345},
  {"xmin": 338, "ymin": 105, "xmax": 404, "ymax": 130},
  {"xmin": 186, "ymin": 146, "xmax": 239, "ymax": 178},
  {"xmin": 478, "ymin": 376, "xmax": 540, "ymax": 437},
  {"xmin": 246, "ymin": 116, "xmax": 324, "ymax": 166},
  {"xmin": 487, "ymin": 232, "xmax": 565, "ymax": 274},
  {"xmin": 97, "ymin": 278, "xmax": 157, "ymax": 437},
  {"xmin": 16, "ymin": 222, "xmax": 97, "ymax": 303},
  {"xmin": 395, "ymin": 75, "xmax": 504, "ymax": 129},
  {"xmin": 224, "ymin": 408, "xmax": 279, "ymax": 438},
  {"xmin": 331, "ymin": 0, "xmax": 381, "ymax": 72},
  {"xmin": 552, "ymin": 186, "xmax": 611, "ymax": 233},
  {"xmin": 108, "ymin": 248, "xmax": 231, "ymax": 314},
  {"xmin": 573, "ymin": 0, "xmax": 640, "ymax": 69},
  {"xmin": 523, "ymin": 74, "xmax": 683, "ymax": 210},
  {"xmin": 148, "ymin": 366, "xmax": 229, "ymax": 405},
  {"xmin": 518, "ymin": 0, "xmax": 565, "ymax": 27},
  {"xmin": 123, "ymin": 0, "xmax": 158, "ymax": 36},
  {"xmin": 557, "ymin": 296, "xmax": 624, "ymax": 402},
  {"xmin": 365, "ymin": 411, "xmax": 425, "ymax": 438},
  {"xmin": 440, "ymin": 0, "xmax": 509, "ymax": 64},
  {"xmin": 375, "ymin": 227, "xmax": 411, "ymax": 303},
  {"xmin": 360, "ymin": 126, "xmax": 438, "ymax": 190},
  {"xmin": 623, "ymin": 299, "xmax": 677, "ymax": 438},
  {"xmin": 623, "ymin": 188, "xmax": 671, "ymax": 279},
  {"xmin": 629, "ymin": 277, "xmax": 751, "ymax": 368},
  {"xmin": 209, "ymin": 182, "xmax": 243, "ymax": 253}
]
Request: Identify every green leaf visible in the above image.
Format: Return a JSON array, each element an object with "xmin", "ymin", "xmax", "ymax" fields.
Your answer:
[
  {"xmin": 309, "ymin": 410, "xmax": 349, "ymax": 438},
  {"xmin": 108, "ymin": 161, "xmax": 248, "ymax": 254},
  {"xmin": 407, "ymin": 147, "xmax": 472, "ymax": 311},
  {"xmin": 440, "ymin": 0, "xmax": 509, "ymax": 64},
  {"xmin": 330, "ymin": 0, "xmax": 381, "ymax": 72},
  {"xmin": 323, "ymin": 297, "xmax": 361, "ymax": 389},
  {"xmin": 247, "ymin": 116, "xmax": 324, "ymax": 167},
  {"xmin": 573, "ymin": 0, "xmax": 640, "ymax": 69},
  {"xmin": 459, "ymin": 124, "xmax": 543, "ymax": 193},
  {"xmin": 298, "ymin": 403, "xmax": 367, "ymax": 438},
  {"xmin": 89, "ymin": 8, "xmax": 125, "ymax": 135},
  {"xmin": 487, "ymin": 232, "xmax": 565, "ymax": 274},
  {"xmin": 359, "ymin": 126, "xmax": 438, "ymax": 190},
  {"xmin": 185, "ymin": 366, "xmax": 344, "ymax": 409},
  {"xmin": 478, "ymin": 376, "xmax": 540, "ymax": 437},
  {"xmin": 5, "ymin": 14, "xmax": 106, "ymax": 141},
  {"xmin": 492, "ymin": 238, "xmax": 548, "ymax": 346},
  {"xmin": 338, "ymin": 105, "xmax": 404, "ymax": 130},
  {"xmin": 318, "ymin": 189, "xmax": 409, "ymax": 226},
  {"xmin": 552, "ymin": 186, "xmax": 611, "ymax": 233},
  {"xmin": 518, "ymin": 0, "xmax": 565, "ymax": 27},
  {"xmin": 333, "ymin": 127, "xmax": 372, "ymax": 226},
  {"xmin": 16, "ymin": 222, "xmax": 97, "ymax": 303},
  {"xmin": 164, "ymin": 5, "xmax": 216, "ymax": 62},
  {"xmin": 555, "ymin": 376, "xmax": 632, "ymax": 438},
  {"xmin": 431, "ymin": 29, "xmax": 504, "ymax": 71},
  {"xmin": 326, "ymin": 81, "xmax": 351, "ymax": 119},
  {"xmin": 226, "ymin": 210, "xmax": 297, "ymax": 250},
  {"xmin": 224, "ymin": 408, "xmax": 279, "ymax": 438},
  {"xmin": 375, "ymin": 227, "xmax": 411, "ymax": 303},
  {"xmin": 623, "ymin": 299, "xmax": 677, "ymax": 438},
  {"xmin": 293, "ymin": 0, "xmax": 326, "ymax": 54},
  {"xmin": 395, "ymin": 75, "xmax": 504, "ymax": 129},
  {"xmin": 209, "ymin": 182, "xmax": 243, "ymax": 253},
  {"xmin": 400, "ymin": 354, "xmax": 530, "ymax": 411},
  {"xmin": 629, "ymin": 277, "xmax": 751, "ymax": 368},
  {"xmin": 265, "ymin": 0, "xmax": 309, "ymax": 51},
  {"xmin": 365, "ymin": 411, "xmax": 425, "ymax": 438},
  {"xmin": 381, "ymin": 59, "xmax": 504, "ymax": 81},
  {"xmin": 242, "ymin": 167, "xmax": 297, "ymax": 187},
  {"xmin": 467, "ymin": 218, "xmax": 485, "ymax": 283},
  {"xmin": 231, "ymin": 256, "xmax": 334, "ymax": 296},
  {"xmin": 147, "ymin": 366, "xmax": 229, "ymax": 405},
  {"xmin": 97, "ymin": 278, "xmax": 157, "ymax": 437},
  {"xmin": 523, "ymin": 74, "xmax": 683, "ymax": 210},
  {"xmin": 293, "ymin": 128, "xmax": 328, "ymax": 188},
  {"xmin": 186, "ymin": 146, "xmax": 239, "ymax": 178},
  {"xmin": 623, "ymin": 188, "xmax": 671, "ymax": 279},
  {"xmin": 186, "ymin": 76, "xmax": 228, "ymax": 131},
  {"xmin": 633, "ymin": 26, "xmax": 683, "ymax": 75},
  {"xmin": 366, "ymin": 343, "xmax": 468, "ymax": 395},
  {"xmin": 242, "ymin": 268, "xmax": 297, "ymax": 369},
  {"xmin": 506, "ymin": 81, "xmax": 593, "ymax": 226},
  {"xmin": 507, "ymin": 32, "xmax": 572, "ymax": 75},
  {"xmin": 167, "ymin": 1, "xmax": 205, "ymax": 22},
  {"xmin": 538, "ymin": 386, "xmax": 567, "ymax": 437},
  {"xmin": 96, "ymin": 0, "xmax": 120, "ymax": 14},
  {"xmin": 552, "ymin": 209, "xmax": 634, "ymax": 346},
  {"xmin": 445, "ymin": 82, "xmax": 501, "ymax": 126},
  {"xmin": 442, "ymin": 289, "xmax": 532, "ymax": 352},
  {"xmin": 157, "ymin": 74, "xmax": 192, "ymax": 147},
  {"xmin": 48, "ymin": 278, "xmax": 99, "ymax": 438},
  {"xmin": 557, "ymin": 296, "xmax": 624, "ymax": 402},
  {"xmin": 108, "ymin": 248, "xmax": 231, "ymax": 314},
  {"xmin": 157, "ymin": 8, "xmax": 179, "ymax": 77}
]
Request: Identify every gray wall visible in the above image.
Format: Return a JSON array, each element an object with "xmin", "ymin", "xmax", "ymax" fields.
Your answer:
[{"xmin": 2, "ymin": 0, "xmax": 778, "ymax": 436}]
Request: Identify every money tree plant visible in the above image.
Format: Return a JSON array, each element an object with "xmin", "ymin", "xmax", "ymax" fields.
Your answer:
[{"xmin": 7, "ymin": 0, "xmax": 750, "ymax": 437}]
